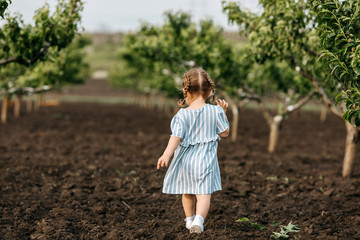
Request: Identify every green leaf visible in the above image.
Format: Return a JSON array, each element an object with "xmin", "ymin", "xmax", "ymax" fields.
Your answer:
[
  {"xmin": 271, "ymin": 221, "xmax": 279, "ymax": 227},
  {"xmin": 335, "ymin": 92, "xmax": 346, "ymax": 106},
  {"xmin": 236, "ymin": 217, "xmax": 250, "ymax": 222},
  {"xmin": 343, "ymin": 109, "xmax": 352, "ymax": 120},
  {"xmin": 250, "ymin": 222, "xmax": 267, "ymax": 230},
  {"xmin": 354, "ymin": 113, "xmax": 360, "ymax": 127}
]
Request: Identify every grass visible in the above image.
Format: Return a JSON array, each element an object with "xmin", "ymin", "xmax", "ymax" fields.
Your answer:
[
  {"xmin": 60, "ymin": 94, "xmax": 325, "ymax": 113},
  {"xmin": 85, "ymin": 43, "xmax": 120, "ymax": 72},
  {"xmin": 244, "ymin": 101, "xmax": 324, "ymax": 112},
  {"xmin": 61, "ymin": 95, "xmax": 134, "ymax": 104},
  {"xmin": 84, "ymin": 33, "xmax": 124, "ymax": 73}
]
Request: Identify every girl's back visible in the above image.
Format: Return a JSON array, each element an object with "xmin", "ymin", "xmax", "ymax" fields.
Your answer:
[{"xmin": 171, "ymin": 104, "xmax": 229, "ymax": 147}]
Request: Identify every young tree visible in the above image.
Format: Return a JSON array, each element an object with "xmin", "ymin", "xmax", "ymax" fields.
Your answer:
[
  {"xmin": 223, "ymin": 0, "xmax": 360, "ymax": 176},
  {"xmin": 0, "ymin": 0, "xmax": 83, "ymax": 67},
  {"xmin": 0, "ymin": 0, "xmax": 84, "ymax": 123},
  {"xmin": 310, "ymin": 0, "xmax": 360, "ymax": 176},
  {"xmin": 236, "ymin": 54, "xmax": 315, "ymax": 153}
]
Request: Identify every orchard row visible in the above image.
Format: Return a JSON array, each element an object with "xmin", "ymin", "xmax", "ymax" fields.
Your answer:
[{"xmin": 110, "ymin": 0, "xmax": 360, "ymax": 177}]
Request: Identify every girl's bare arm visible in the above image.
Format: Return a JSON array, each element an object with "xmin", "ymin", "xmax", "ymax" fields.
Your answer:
[
  {"xmin": 157, "ymin": 136, "xmax": 182, "ymax": 169},
  {"xmin": 216, "ymin": 99, "xmax": 230, "ymax": 138},
  {"xmin": 219, "ymin": 127, "xmax": 230, "ymax": 138}
]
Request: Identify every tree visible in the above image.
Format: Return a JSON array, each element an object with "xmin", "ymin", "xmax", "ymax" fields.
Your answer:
[
  {"xmin": 311, "ymin": 0, "xmax": 360, "ymax": 176},
  {"xmin": 14, "ymin": 35, "xmax": 90, "ymax": 90},
  {"xmin": 235, "ymin": 53, "xmax": 315, "ymax": 153},
  {"xmin": 0, "ymin": 0, "xmax": 85, "ymax": 123},
  {"xmin": 223, "ymin": 0, "xmax": 360, "ymax": 177}
]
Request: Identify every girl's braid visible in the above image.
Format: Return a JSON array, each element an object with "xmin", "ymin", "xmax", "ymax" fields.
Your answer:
[
  {"xmin": 201, "ymin": 70, "xmax": 216, "ymax": 102},
  {"xmin": 178, "ymin": 73, "xmax": 191, "ymax": 107},
  {"xmin": 209, "ymin": 78, "xmax": 216, "ymax": 102}
]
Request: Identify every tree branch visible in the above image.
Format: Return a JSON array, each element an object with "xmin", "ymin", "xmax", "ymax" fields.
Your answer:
[
  {"xmin": 295, "ymin": 66, "xmax": 343, "ymax": 119},
  {"xmin": 0, "ymin": 42, "xmax": 51, "ymax": 66},
  {"xmin": 241, "ymin": 92, "xmax": 273, "ymax": 126},
  {"xmin": 238, "ymin": 98, "xmax": 249, "ymax": 110},
  {"xmin": 285, "ymin": 91, "xmax": 315, "ymax": 114},
  {"xmin": 289, "ymin": 57, "xmax": 344, "ymax": 119}
]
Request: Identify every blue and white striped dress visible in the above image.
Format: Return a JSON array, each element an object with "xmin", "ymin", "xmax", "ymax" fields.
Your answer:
[{"xmin": 162, "ymin": 104, "xmax": 229, "ymax": 195}]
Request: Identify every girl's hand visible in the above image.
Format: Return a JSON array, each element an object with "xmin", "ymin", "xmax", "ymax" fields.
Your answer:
[
  {"xmin": 216, "ymin": 99, "xmax": 229, "ymax": 113},
  {"xmin": 157, "ymin": 154, "xmax": 171, "ymax": 169}
]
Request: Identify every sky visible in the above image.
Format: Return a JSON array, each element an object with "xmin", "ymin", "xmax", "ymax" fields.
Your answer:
[{"xmin": 5, "ymin": 0, "xmax": 260, "ymax": 32}]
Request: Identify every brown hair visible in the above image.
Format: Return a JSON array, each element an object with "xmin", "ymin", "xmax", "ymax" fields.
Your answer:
[{"xmin": 178, "ymin": 68, "xmax": 216, "ymax": 107}]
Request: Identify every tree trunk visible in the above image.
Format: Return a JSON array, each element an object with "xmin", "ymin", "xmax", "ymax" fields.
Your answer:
[
  {"xmin": 342, "ymin": 121, "xmax": 359, "ymax": 177},
  {"xmin": 14, "ymin": 95, "xmax": 21, "ymax": 118},
  {"xmin": 26, "ymin": 96, "xmax": 33, "ymax": 113},
  {"xmin": 292, "ymin": 109, "xmax": 300, "ymax": 118},
  {"xmin": 35, "ymin": 94, "xmax": 42, "ymax": 110},
  {"xmin": 140, "ymin": 94, "xmax": 146, "ymax": 108},
  {"xmin": 158, "ymin": 95, "xmax": 165, "ymax": 111},
  {"xmin": 238, "ymin": 98, "xmax": 249, "ymax": 111},
  {"xmin": 1, "ymin": 97, "xmax": 8, "ymax": 124},
  {"xmin": 268, "ymin": 115, "xmax": 283, "ymax": 153},
  {"xmin": 320, "ymin": 106, "xmax": 327, "ymax": 122},
  {"xmin": 164, "ymin": 100, "xmax": 171, "ymax": 115},
  {"xmin": 229, "ymin": 101, "xmax": 239, "ymax": 143}
]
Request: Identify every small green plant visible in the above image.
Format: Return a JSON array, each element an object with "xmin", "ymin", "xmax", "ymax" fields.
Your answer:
[
  {"xmin": 115, "ymin": 169, "xmax": 136, "ymax": 177},
  {"xmin": 235, "ymin": 217, "xmax": 267, "ymax": 230},
  {"xmin": 266, "ymin": 176, "xmax": 290, "ymax": 184},
  {"xmin": 271, "ymin": 222, "xmax": 300, "ymax": 239}
]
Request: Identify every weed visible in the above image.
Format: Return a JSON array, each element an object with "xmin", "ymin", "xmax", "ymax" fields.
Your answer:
[
  {"xmin": 266, "ymin": 176, "xmax": 291, "ymax": 184},
  {"xmin": 115, "ymin": 169, "xmax": 136, "ymax": 177},
  {"xmin": 235, "ymin": 217, "xmax": 267, "ymax": 230},
  {"xmin": 271, "ymin": 222, "xmax": 300, "ymax": 239}
]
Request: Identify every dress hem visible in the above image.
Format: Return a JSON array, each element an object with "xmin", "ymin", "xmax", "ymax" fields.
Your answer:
[{"xmin": 162, "ymin": 189, "xmax": 222, "ymax": 195}]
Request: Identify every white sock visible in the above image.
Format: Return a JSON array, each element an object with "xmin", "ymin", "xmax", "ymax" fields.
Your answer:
[
  {"xmin": 185, "ymin": 215, "xmax": 195, "ymax": 229},
  {"xmin": 191, "ymin": 215, "xmax": 204, "ymax": 232}
]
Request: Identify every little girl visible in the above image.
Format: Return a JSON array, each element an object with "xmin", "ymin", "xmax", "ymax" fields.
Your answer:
[{"xmin": 157, "ymin": 68, "xmax": 230, "ymax": 234}]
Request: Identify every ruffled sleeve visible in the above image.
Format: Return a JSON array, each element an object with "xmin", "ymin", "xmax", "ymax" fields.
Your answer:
[
  {"xmin": 170, "ymin": 112, "xmax": 185, "ymax": 138},
  {"xmin": 216, "ymin": 105, "xmax": 229, "ymax": 134}
]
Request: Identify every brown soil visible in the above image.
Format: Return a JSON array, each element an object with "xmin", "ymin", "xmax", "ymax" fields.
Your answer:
[{"xmin": 1, "ymin": 101, "xmax": 360, "ymax": 240}]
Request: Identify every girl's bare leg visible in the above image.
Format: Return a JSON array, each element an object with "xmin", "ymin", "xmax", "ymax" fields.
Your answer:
[
  {"xmin": 182, "ymin": 194, "xmax": 196, "ymax": 217},
  {"xmin": 195, "ymin": 194, "xmax": 211, "ymax": 219}
]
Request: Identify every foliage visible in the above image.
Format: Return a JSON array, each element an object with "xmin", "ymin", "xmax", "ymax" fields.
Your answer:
[
  {"xmin": 0, "ymin": 0, "xmax": 83, "ymax": 67},
  {"xmin": 271, "ymin": 222, "xmax": 300, "ymax": 239},
  {"xmin": 0, "ymin": 0, "xmax": 85, "ymax": 96},
  {"xmin": 86, "ymin": 33, "xmax": 123, "ymax": 72},
  {"xmin": 235, "ymin": 217, "xmax": 267, "ymax": 231},
  {"xmin": 0, "ymin": 35, "xmax": 90, "ymax": 95},
  {"xmin": 223, "ymin": 0, "xmax": 360, "ymax": 126},
  {"xmin": 17, "ymin": 36, "xmax": 90, "ymax": 89},
  {"xmin": 310, "ymin": 0, "xmax": 360, "ymax": 125},
  {"xmin": 0, "ymin": 0, "xmax": 11, "ymax": 18},
  {"xmin": 114, "ymin": 11, "xmax": 241, "ymax": 97},
  {"xmin": 223, "ymin": 0, "xmax": 325, "ymax": 86}
]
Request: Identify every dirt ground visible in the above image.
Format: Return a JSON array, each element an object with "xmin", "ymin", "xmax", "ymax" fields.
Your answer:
[{"xmin": 1, "ymin": 100, "xmax": 360, "ymax": 240}]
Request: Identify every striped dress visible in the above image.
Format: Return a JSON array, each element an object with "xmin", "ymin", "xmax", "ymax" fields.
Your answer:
[{"xmin": 162, "ymin": 104, "xmax": 229, "ymax": 195}]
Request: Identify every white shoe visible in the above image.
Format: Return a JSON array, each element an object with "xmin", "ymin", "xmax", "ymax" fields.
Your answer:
[
  {"xmin": 189, "ymin": 215, "xmax": 204, "ymax": 233},
  {"xmin": 190, "ymin": 224, "xmax": 203, "ymax": 233},
  {"xmin": 184, "ymin": 215, "xmax": 195, "ymax": 230}
]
